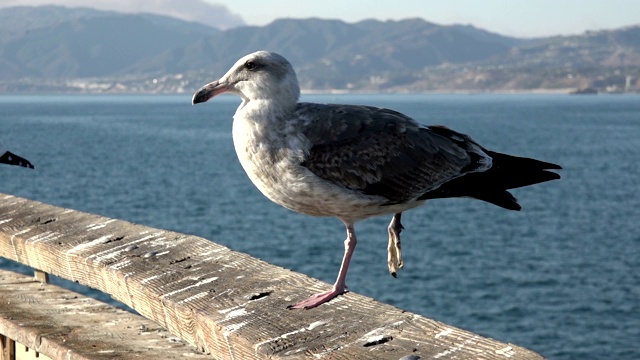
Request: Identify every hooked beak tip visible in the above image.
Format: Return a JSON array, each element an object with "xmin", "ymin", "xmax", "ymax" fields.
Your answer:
[
  {"xmin": 192, "ymin": 92, "xmax": 209, "ymax": 105},
  {"xmin": 192, "ymin": 80, "xmax": 229, "ymax": 105}
]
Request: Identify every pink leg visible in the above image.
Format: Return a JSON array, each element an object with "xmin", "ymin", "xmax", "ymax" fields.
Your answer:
[{"xmin": 289, "ymin": 222, "xmax": 357, "ymax": 309}]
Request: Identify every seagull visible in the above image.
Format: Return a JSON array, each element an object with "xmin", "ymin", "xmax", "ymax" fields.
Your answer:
[
  {"xmin": 192, "ymin": 51, "xmax": 561, "ymax": 309},
  {"xmin": 0, "ymin": 144, "xmax": 34, "ymax": 169}
]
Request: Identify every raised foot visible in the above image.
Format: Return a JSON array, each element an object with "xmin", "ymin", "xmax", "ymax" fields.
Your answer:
[
  {"xmin": 387, "ymin": 213, "xmax": 405, "ymax": 277},
  {"xmin": 288, "ymin": 287, "xmax": 347, "ymax": 309},
  {"xmin": 387, "ymin": 230, "xmax": 404, "ymax": 277}
]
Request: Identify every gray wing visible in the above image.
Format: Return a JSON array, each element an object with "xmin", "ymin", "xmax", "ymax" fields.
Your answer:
[{"xmin": 294, "ymin": 103, "xmax": 491, "ymax": 204}]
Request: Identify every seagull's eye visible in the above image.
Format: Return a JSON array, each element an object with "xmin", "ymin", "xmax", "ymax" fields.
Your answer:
[{"xmin": 245, "ymin": 61, "xmax": 257, "ymax": 70}]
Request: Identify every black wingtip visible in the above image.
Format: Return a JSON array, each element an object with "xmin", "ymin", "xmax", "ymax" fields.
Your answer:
[
  {"xmin": 472, "ymin": 190, "xmax": 522, "ymax": 211},
  {"xmin": 547, "ymin": 170, "xmax": 561, "ymax": 180},
  {"xmin": 541, "ymin": 161, "xmax": 562, "ymax": 170},
  {"xmin": 0, "ymin": 151, "xmax": 34, "ymax": 169}
]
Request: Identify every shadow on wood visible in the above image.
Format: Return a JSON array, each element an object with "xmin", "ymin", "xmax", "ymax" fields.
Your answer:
[{"xmin": 0, "ymin": 193, "xmax": 544, "ymax": 359}]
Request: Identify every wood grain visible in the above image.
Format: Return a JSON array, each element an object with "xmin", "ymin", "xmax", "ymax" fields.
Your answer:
[
  {"xmin": 0, "ymin": 193, "xmax": 544, "ymax": 359},
  {"xmin": 0, "ymin": 269, "xmax": 210, "ymax": 359}
]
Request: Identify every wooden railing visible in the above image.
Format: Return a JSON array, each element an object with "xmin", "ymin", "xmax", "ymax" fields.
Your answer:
[{"xmin": 0, "ymin": 193, "xmax": 543, "ymax": 359}]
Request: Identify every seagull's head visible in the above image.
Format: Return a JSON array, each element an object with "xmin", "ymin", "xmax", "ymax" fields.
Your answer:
[{"xmin": 192, "ymin": 51, "xmax": 300, "ymax": 109}]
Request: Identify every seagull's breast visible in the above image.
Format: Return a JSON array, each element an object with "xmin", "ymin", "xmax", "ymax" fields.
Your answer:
[{"xmin": 231, "ymin": 114, "xmax": 402, "ymax": 220}]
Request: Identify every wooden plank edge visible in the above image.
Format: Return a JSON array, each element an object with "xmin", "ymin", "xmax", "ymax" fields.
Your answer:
[
  {"xmin": 0, "ymin": 193, "xmax": 545, "ymax": 360},
  {"xmin": 0, "ymin": 269, "xmax": 210, "ymax": 360}
]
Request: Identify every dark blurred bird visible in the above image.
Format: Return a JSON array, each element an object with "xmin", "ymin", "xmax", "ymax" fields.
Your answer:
[
  {"xmin": 0, "ymin": 144, "xmax": 34, "ymax": 169},
  {"xmin": 193, "ymin": 51, "xmax": 561, "ymax": 309}
]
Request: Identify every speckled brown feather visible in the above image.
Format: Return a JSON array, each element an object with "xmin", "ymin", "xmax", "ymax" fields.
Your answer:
[{"xmin": 296, "ymin": 103, "xmax": 491, "ymax": 204}]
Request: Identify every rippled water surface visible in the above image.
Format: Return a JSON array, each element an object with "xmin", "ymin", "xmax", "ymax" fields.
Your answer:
[{"xmin": 1, "ymin": 93, "xmax": 639, "ymax": 359}]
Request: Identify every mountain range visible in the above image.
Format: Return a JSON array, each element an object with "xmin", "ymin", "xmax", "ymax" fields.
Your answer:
[{"xmin": 1, "ymin": 5, "xmax": 638, "ymax": 93}]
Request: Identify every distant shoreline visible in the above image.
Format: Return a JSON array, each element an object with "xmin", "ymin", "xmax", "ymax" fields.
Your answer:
[
  {"xmin": 3, "ymin": 88, "xmax": 639, "ymax": 96},
  {"xmin": 301, "ymin": 88, "xmax": 577, "ymax": 95}
]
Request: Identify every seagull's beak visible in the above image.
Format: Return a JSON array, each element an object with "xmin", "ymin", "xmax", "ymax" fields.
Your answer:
[{"xmin": 192, "ymin": 80, "xmax": 231, "ymax": 105}]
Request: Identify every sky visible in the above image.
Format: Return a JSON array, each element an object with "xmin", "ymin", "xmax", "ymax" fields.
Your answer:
[
  {"xmin": 214, "ymin": 0, "xmax": 639, "ymax": 37},
  {"xmin": 1, "ymin": 0, "xmax": 638, "ymax": 37}
]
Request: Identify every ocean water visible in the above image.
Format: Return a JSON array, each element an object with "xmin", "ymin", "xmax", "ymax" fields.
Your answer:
[{"xmin": 1, "ymin": 93, "xmax": 639, "ymax": 359}]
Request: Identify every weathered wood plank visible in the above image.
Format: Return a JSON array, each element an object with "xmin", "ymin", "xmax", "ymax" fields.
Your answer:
[
  {"xmin": 0, "ymin": 193, "xmax": 544, "ymax": 359},
  {"xmin": 1, "ymin": 334, "xmax": 16, "ymax": 360},
  {"xmin": 33, "ymin": 269, "xmax": 50, "ymax": 283},
  {"xmin": 0, "ymin": 269, "xmax": 210, "ymax": 359},
  {"xmin": 16, "ymin": 341, "xmax": 53, "ymax": 360}
]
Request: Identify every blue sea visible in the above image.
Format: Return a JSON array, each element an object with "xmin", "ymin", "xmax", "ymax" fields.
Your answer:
[{"xmin": 1, "ymin": 93, "xmax": 639, "ymax": 359}]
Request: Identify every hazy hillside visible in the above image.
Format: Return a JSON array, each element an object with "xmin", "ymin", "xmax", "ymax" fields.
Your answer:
[
  {"xmin": 0, "ymin": 6, "xmax": 638, "ymax": 93},
  {"xmin": 425, "ymin": 25, "xmax": 640, "ymax": 92},
  {"xmin": 128, "ymin": 17, "xmax": 525, "ymax": 89},
  {"xmin": 0, "ymin": 6, "xmax": 218, "ymax": 81},
  {"xmin": 0, "ymin": 6, "xmax": 110, "ymax": 43}
]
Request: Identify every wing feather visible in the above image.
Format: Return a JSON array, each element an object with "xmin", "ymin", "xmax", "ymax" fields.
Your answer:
[{"xmin": 295, "ymin": 103, "xmax": 489, "ymax": 204}]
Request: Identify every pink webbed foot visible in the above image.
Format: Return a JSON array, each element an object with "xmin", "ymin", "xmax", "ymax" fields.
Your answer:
[{"xmin": 288, "ymin": 286, "xmax": 347, "ymax": 309}]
